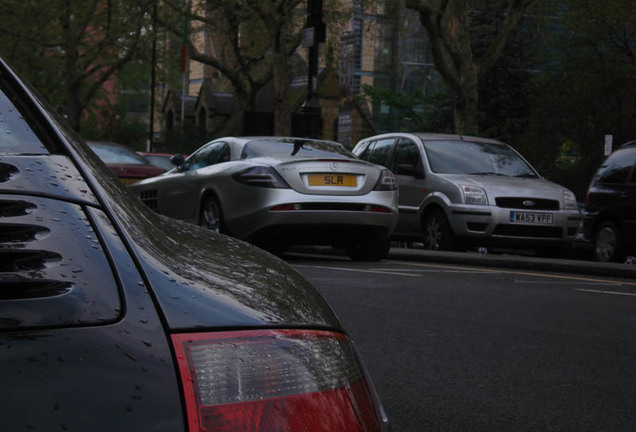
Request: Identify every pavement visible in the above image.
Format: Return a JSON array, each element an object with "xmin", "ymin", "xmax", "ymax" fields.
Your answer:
[{"xmin": 387, "ymin": 247, "xmax": 636, "ymax": 280}]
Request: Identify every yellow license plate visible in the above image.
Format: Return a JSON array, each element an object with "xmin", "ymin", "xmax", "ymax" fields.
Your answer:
[{"xmin": 308, "ymin": 174, "xmax": 357, "ymax": 187}]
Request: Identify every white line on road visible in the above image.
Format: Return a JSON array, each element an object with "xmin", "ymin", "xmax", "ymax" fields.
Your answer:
[
  {"xmin": 394, "ymin": 261, "xmax": 636, "ymax": 286},
  {"xmin": 515, "ymin": 280, "xmax": 623, "ymax": 286},
  {"xmin": 293, "ymin": 264, "xmax": 421, "ymax": 277},
  {"xmin": 574, "ymin": 289, "xmax": 636, "ymax": 297}
]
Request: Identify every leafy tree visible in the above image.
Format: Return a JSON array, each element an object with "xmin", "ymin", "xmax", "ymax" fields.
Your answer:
[
  {"xmin": 521, "ymin": 0, "xmax": 636, "ymax": 197},
  {"xmin": 0, "ymin": 0, "xmax": 153, "ymax": 133},
  {"xmin": 404, "ymin": 0, "xmax": 538, "ymax": 135},
  {"xmin": 160, "ymin": 0, "xmax": 305, "ymax": 136},
  {"xmin": 362, "ymin": 84, "xmax": 454, "ymax": 132}
]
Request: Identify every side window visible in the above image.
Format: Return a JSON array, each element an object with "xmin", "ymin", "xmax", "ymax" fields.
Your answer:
[
  {"xmin": 367, "ymin": 138, "xmax": 395, "ymax": 167},
  {"xmin": 0, "ymin": 78, "xmax": 49, "ymax": 154},
  {"xmin": 188, "ymin": 141, "xmax": 230, "ymax": 170},
  {"xmin": 357, "ymin": 141, "xmax": 375, "ymax": 161},
  {"xmin": 391, "ymin": 138, "xmax": 422, "ymax": 175}
]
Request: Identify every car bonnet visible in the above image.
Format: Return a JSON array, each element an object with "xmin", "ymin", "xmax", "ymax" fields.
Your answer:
[{"xmin": 440, "ymin": 174, "xmax": 570, "ymax": 201}]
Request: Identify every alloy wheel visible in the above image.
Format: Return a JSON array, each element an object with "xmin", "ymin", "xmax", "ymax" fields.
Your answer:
[
  {"xmin": 595, "ymin": 224, "xmax": 618, "ymax": 262},
  {"xmin": 200, "ymin": 199, "xmax": 221, "ymax": 233}
]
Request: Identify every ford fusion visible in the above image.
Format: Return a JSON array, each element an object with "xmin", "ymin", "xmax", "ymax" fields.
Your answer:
[
  {"xmin": 353, "ymin": 132, "xmax": 581, "ymax": 255},
  {"xmin": 0, "ymin": 58, "xmax": 388, "ymax": 431}
]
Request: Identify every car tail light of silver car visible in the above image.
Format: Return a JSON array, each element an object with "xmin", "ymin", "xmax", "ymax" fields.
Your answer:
[
  {"xmin": 373, "ymin": 169, "xmax": 398, "ymax": 191},
  {"xmin": 461, "ymin": 185, "xmax": 488, "ymax": 205},
  {"xmin": 172, "ymin": 329, "xmax": 388, "ymax": 432},
  {"xmin": 233, "ymin": 166, "xmax": 291, "ymax": 188}
]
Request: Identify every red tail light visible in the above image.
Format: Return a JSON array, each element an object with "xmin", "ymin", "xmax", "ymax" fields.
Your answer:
[
  {"xmin": 373, "ymin": 169, "xmax": 398, "ymax": 191},
  {"xmin": 233, "ymin": 166, "xmax": 290, "ymax": 188},
  {"xmin": 172, "ymin": 329, "xmax": 387, "ymax": 432}
]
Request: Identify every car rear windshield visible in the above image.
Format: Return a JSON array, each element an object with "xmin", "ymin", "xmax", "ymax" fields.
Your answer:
[
  {"xmin": 0, "ymin": 78, "xmax": 49, "ymax": 154},
  {"xmin": 423, "ymin": 140, "xmax": 536, "ymax": 177},
  {"xmin": 241, "ymin": 138, "xmax": 354, "ymax": 159},
  {"xmin": 594, "ymin": 148, "xmax": 636, "ymax": 185}
]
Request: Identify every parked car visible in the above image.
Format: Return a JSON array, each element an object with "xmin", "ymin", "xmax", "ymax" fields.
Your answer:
[
  {"xmin": 0, "ymin": 58, "xmax": 388, "ymax": 431},
  {"xmin": 352, "ymin": 132, "xmax": 581, "ymax": 255},
  {"xmin": 138, "ymin": 151, "xmax": 182, "ymax": 171},
  {"xmin": 129, "ymin": 136, "xmax": 399, "ymax": 260},
  {"xmin": 581, "ymin": 141, "xmax": 636, "ymax": 262},
  {"xmin": 88, "ymin": 141, "xmax": 166, "ymax": 185}
]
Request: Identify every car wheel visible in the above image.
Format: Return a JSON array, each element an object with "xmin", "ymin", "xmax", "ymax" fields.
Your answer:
[
  {"xmin": 346, "ymin": 238, "xmax": 391, "ymax": 261},
  {"xmin": 422, "ymin": 208, "xmax": 457, "ymax": 251},
  {"xmin": 199, "ymin": 197, "xmax": 223, "ymax": 233},
  {"xmin": 594, "ymin": 220, "xmax": 624, "ymax": 263}
]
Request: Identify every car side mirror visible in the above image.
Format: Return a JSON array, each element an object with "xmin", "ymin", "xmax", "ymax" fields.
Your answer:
[{"xmin": 170, "ymin": 154, "xmax": 186, "ymax": 168}]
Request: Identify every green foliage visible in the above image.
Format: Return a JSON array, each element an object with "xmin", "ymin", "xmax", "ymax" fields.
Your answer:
[
  {"xmin": 0, "ymin": 0, "xmax": 153, "ymax": 131},
  {"xmin": 362, "ymin": 84, "xmax": 454, "ymax": 133},
  {"xmin": 518, "ymin": 0, "xmax": 636, "ymax": 198}
]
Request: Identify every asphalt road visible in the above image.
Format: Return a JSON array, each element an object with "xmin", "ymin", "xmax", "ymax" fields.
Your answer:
[{"xmin": 288, "ymin": 248, "xmax": 636, "ymax": 432}]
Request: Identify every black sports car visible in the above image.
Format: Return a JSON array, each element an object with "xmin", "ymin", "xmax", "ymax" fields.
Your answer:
[{"xmin": 0, "ymin": 58, "xmax": 388, "ymax": 431}]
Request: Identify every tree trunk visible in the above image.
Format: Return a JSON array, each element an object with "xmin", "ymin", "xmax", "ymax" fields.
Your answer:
[
  {"xmin": 406, "ymin": 0, "xmax": 538, "ymax": 136},
  {"xmin": 455, "ymin": 67, "xmax": 480, "ymax": 136},
  {"xmin": 273, "ymin": 33, "xmax": 292, "ymax": 136}
]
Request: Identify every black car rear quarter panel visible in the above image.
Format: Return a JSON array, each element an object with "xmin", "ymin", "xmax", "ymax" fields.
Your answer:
[
  {"xmin": 0, "ymin": 196, "xmax": 184, "ymax": 431},
  {"xmin": 114, "ymin": 197, "xmax": 344, "ymax": 331}
]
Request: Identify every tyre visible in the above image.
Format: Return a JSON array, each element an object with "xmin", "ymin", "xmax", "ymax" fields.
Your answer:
[
  {"xmin": 346, "ymin": 238, "xmax": 391, "ymax": 261},
  {"xmin": 422, "ymin": 208, "xmax": 457, "ymax": 251},
  {"xmin": 593, "ymin": 220, "xmax": 624, "ymax": 263},
  {"xmin": 199, "ymin": 197, "xmax": 223, "ymax": 233}
]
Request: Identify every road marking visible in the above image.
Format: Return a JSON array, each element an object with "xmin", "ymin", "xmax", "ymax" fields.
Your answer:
[
  {"xmin": 375, "ymin": 268, "xmax": 439, "ymax": 272},
  {"xmin": 575, "ymin": 289, "xmax": 636, "ymax": 297},
  {"xmin": 515, "ymin": 280, "xmax": 622, "ymax": 286},
  {"xmin": 293, "ymin": 264, "xmax": 421, "ymax": 277},
  {"xmin": 376, "ymin": 268, "xmax": 489, "ymax": 274},
  {"xmin": 391, "ymin": 260, "xmax": 636, "ymax": 287}
]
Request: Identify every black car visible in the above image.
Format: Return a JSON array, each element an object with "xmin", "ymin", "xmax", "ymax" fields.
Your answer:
[
  {"xmin": 0, "ymin": 59, "xmax": 388, "ymax": 430},
  {"xmin": 582, "ymin": 141, "xmax": 636, "ymax": 262}
]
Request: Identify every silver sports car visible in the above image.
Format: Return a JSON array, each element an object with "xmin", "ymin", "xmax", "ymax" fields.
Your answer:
[{"xmin": 129, "ymin": 136, "xmax": 399, "ymax": 260}]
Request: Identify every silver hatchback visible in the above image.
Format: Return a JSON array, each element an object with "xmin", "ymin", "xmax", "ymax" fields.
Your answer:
[{"xmin": 353, "ymin": 133, "xmax": 582, "ymax": 254}]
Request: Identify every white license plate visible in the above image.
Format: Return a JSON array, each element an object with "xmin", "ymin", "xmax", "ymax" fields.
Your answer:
[{"xmin": 509, "ymin": 211, "xmax": 553, "ymax": 225}]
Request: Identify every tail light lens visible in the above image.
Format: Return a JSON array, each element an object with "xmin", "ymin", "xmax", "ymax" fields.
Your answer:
[
  {"xmin": 172, "ymin": 329, "xmax": 388, "ymax": 432},
  {"xmin": 373, "ymin": 169, "xmax": 398, "ymax": 191},
  {"xmin": 233, "ymin": 166, "xmax": 290, "ymax": 188}
]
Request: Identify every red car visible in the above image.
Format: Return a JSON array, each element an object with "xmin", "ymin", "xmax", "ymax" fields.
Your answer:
[{"xmin": 88, "ymin": 141, "xmax": 166, "ymax": 185}]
